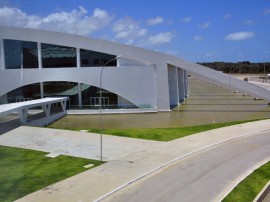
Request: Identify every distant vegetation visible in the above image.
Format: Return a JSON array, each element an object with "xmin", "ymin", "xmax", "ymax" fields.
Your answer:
[{"xmin": 198, "ymin": 62, "xmax": 270, "ymax": 74}]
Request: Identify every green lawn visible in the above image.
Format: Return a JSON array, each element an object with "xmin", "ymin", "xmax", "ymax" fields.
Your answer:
[
  {"xmin": 49, "ymin": 118, "xmax": 267, "ymax": 142},
  {"xmin": 85, "ymin": 119, "xmax": 265, "ymax": 141},
  {"xmin": 222, "ymin": 161, "xmax": 270, "ymax": 202},
  {"xmin": 0, "ymin": 145, "xmax": 101, "ymax": 202}
]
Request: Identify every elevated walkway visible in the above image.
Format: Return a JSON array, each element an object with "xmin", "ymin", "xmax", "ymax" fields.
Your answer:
[{"xmin": 0, "ymin": 97, "xmax": 68, "ymax": 126}]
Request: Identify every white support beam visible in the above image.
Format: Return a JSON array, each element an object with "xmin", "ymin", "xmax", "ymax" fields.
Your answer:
[
  {"xmin": 43, "ymin": 104, "xmax": 51, "ymax": 117},
  {"xmin": 60, "ymin": 100, "xmax": 67, "ymax": 112},
  {"xmin": 18, "ymin": 108, "xmax": 28, "ymax": 125}
]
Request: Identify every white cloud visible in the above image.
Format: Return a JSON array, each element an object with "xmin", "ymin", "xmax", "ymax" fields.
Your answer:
[
  {"xmin": 0, "ymin": 7, "xmax": 113, "ymax": 35},
  {"xmin": 198, "ymin": 22, "xmax": 210, "ymax": 29},
  {"xmin": 147, "ymin": 16, "xmax": 164, "ymax": 25},
  {"xmin": 181, "ymin": 17, "xmax": 192, "ymax": 23},
  {"xmin": 223, "ymin": 14, "xmax": 231, "ymax": 20},
  {"xmin": 113, "ymin": 17, "xmax": 147, "ymax": 42},
  {"xmin": 243, "ymin": 20, "xmax": 255, "ymax": 24},
  {"xmin": 264, "ymin": 8, "xmax": 270, "ymax": 15},
  {"xmin": 148, "ymin": 32, "xmax": 174, "ymax": 45},
  {"xmin": 205, "ymin": 53, "xmax": 213, "ymax": 57},
  {"xmin": 0, "ymin": 7, "xmax": 33, "ymax": 27},
  {"xmin": 194, "ymin": 36, "xmax": 203, "ymax": 41},
  {"xmin": 225, "ymin": 31, "xmax": 255, "ymax": 41}
]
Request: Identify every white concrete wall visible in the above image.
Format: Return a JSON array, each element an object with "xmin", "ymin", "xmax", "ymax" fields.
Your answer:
[
  {"xmin": 0, "ymin": 66, "xmax": 157, "ymax": 109},
  {"xmin": 118, "ymin": 58, "xmax": 148, "ymax": 66},
  {"xmin": 0, "ymin": 94, "xmax": 7, "ymax": 104}
]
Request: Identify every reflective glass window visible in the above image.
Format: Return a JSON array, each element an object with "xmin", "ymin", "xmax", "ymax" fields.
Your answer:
[
  {"xmin": 4, "ymin": 39, "xmax": 38, "ymax": 69},
  {"xmin": 80, "ymin": 49, "xmax": 116, "ymax": 67},
  {"xmin": 41, "ymin": 43, "xmax": 76, "ymax": 68}
]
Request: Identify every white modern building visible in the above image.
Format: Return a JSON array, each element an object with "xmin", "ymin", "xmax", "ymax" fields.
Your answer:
[{"xmin": 0, "ymin": 26, "xmax": 270, "ymax": 112}]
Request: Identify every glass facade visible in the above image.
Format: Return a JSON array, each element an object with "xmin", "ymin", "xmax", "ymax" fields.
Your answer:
[
  {"xmin": 3, "ymin": 39, "xmax": 122, "ymax": 107},
  {"xmin": 80, "ymin": 49, "xmax": 116, "ymax": 67},
  {"xmin": 41, "ymin": 43, "xmax": 76, "ymax": 68},
  {"xmin": 4, "ymin": 39, "xmax": 38, "ymax": 69}
]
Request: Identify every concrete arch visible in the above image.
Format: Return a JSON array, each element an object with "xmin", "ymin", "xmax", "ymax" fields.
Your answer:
[{"xmin": 0, "ymin": 67, "xmax": 157, "ymax": 109}]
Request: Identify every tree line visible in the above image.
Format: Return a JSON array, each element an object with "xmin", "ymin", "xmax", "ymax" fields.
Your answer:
[{"xmin": 198, "ymin": 61, "xmax": 270, "ymax": 74}]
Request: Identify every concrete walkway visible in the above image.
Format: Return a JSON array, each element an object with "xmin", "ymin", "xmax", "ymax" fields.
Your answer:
[
  {"xmin": 0, "ymin": 127, "xmax": 162, "ymax": 161},
  {"xmin": 4, "ymin": 120, "xmax": 269, "ymax": 202}
]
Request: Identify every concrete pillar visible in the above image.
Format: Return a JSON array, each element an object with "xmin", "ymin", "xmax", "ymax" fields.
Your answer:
[
  {"xmin": 178, "ymin": 68, "xmax": 185, "ymax": 101},
  {"xmin": 40, "ymin": 82, "xmax": 44, "ymax": 98},
  {"xmin": 76, "ymin": 48, "xmax": 80, "ymax": 68},
  {"xmin": 61, "ymin": 100, "xmax": 67, "ymax": 111},
  {"xmin": 168, "ymin": 65, "xmax": 179, "ymax": 106},
  {"xmin": 18, "ymin": 108, "xmax": 28, "ymax": 125},
  {"xmin": 155, "ymin": 63, "xmax": 171, "ymax": 111},
  {"xmin": 176, "ymin": 67, "xmax": 180, "ymax": 102},
  {"xmin": 78, "ymin": 83, "xmax": 82, "ymax": 108},
  {"xmin": 184, "ymin": 71, "xmax": 189, "ymax": 98},
  {"xmin": 0, "ymin": 39, "xmax": 5, "ymax": 70},
  {"xmin": 37, "ymin": 42, "xmax": 42, "ymax": 69},
  {"xmin": 43, "ymin": 104, "xmax": 51, "ymax": 117}
]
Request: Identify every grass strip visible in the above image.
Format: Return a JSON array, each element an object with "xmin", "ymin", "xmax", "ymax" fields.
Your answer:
[
  {"xmin": 222, "ymin": 161, "xmax": 270, "ymax": 202},
  {"xmin": 87, "ymin": 119, "xmax": 265, "ymax": 141},
  {"xmin": 0, "ymin": 145, "xmax": 101, "ymax": 202}
]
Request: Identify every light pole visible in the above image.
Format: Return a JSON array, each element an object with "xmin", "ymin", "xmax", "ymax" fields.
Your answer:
[
  {"xmin": 99, "ymin": 55, "xmax": 121, "ymax": 163},
  {"xmin": 263, "ymin": 57, "xmax": 266, "ymax": 77},
  {"xmin": 21, "ymin": 53, "xmax": 23, "ymax": 85}
]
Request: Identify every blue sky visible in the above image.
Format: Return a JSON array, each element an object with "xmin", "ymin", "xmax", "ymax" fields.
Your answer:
[{"xmin": 0, "ymin": 0, "xmax": 270, "ymax": 62}]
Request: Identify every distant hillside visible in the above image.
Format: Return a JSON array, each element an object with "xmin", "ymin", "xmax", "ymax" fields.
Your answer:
[{"xmin": 198, "ymin": 62, "xmax": 270, "ymax": 74}]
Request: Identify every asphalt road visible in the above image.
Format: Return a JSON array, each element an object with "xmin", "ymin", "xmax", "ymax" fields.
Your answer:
[{"xmin": 103, "ymin": 131, "xmax": 270, "ymax": 202}]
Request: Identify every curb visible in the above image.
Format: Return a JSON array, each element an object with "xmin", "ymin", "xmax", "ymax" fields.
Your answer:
[
  {"xmin": 253, "ymin": 180, "xmax": 270, "ymax": 202},
  {"xmin": 94, "ymin": 128, "xmax": 270, "ymax": 201}
]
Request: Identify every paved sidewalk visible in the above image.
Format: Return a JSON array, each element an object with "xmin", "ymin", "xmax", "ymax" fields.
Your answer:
[
  {"xmin": 0, "ymin": 127, "xmax": 162, "ymax": 161},
  {"xmin": 12, "ymin": 119, "xmax": 270, "ymax": 202}
]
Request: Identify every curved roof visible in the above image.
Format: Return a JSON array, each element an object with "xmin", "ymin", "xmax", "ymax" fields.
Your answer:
[{"xmin": 0, "ymin": 26, "xmax": 270, "ymax": 102}]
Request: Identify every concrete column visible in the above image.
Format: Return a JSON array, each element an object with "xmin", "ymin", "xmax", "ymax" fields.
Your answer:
[
  {"xmin": 78, "ymin": 83, "xmax": 82, "ymax": 108},
  {"xmin": 18, "ymin": 108, "xmax": 28, "ymax": 124},
  {"xmin": 40, "ymin": 82, "xmax": 44, "ymax": 98},
  {"xmin": 61, "ymin": 100, "xmax": 67, "ymax": 112},
  {"xmin": 168, "ymin": 65, "xmax": 179, "ymax": 106},
  {"xmin": 184, "ymin": 70, "xmax": 189, "ymax": 98},
  {"xmin": 76, "ymin": 48, "xmax": 80, "ymax": 68},
  {"xmin": 176, "ymin": 67, "xmax": 179, "ymax": 103},
  {"xmin": 155, "ymin": 63, "xmax": 171, "ymax": 111},
  {"xmin": 43, "ymin": 104, "xmax": 51, "ymax": 117},
  {"xmin": 0, "ymin": 39, "xmax": 5, "ymax": 70},
  {"xmin": 37, "ymin": 42, "xmax": 42, "ymax": 69},
  {"xmin": 178, "ymin": 68, "xmax": 185, "ymax": 101}
]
